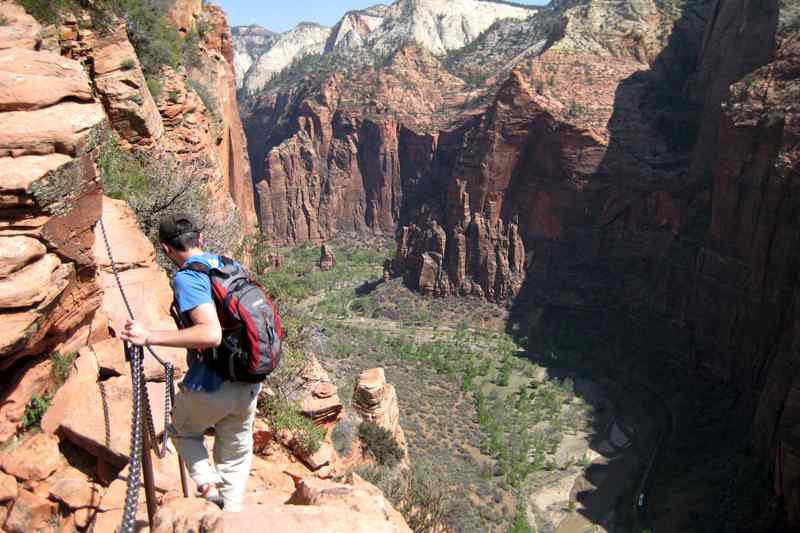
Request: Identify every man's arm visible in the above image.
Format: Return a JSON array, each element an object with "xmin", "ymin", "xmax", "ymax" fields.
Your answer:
[{"xmin": 120, "ymin": 303, "xmax": 222, "ymax": 349}]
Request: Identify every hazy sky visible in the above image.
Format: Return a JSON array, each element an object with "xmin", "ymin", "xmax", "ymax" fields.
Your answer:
[{"xmin": 215, "ymin": 0, "xmax": 550, "ymax": 33}]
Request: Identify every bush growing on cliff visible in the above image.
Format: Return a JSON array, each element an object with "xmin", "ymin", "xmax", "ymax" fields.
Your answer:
[
  {"xmin": 357, "ymin": 461, "xmax": 454, "ymax": 533},
  {"xmin": 98, "ymin": 137, "xmax": 242, "ymax": 260},
  {"xmin": 21, "ymin": 0, "xmax": 184, "ymax": 78},
  {"xmin": 21, "ymin": 394, "xmax": 51, "ymax": 431},
  {"xmin": 358, "ymin": 421, "xmax": 404, "ymax": 468},
  {"xmin": 51, "ymin": 352, "xmax": 77, "ymax": 386},
  {"xmin": 259, "ymin": 395, "xmax": 324, "ymax": 454},
  {"xmin": 103, "ymin": 0, "xmax": 183, "ymax": 76},
  {"xmin": 19, "ymin": 0, "xmax": 80, "ymax": 23}
]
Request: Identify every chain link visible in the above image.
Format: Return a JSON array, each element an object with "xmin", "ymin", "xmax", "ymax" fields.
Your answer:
[{"xmin": 98, "ymin": 218, "xmax": 178, "ymax": 532}]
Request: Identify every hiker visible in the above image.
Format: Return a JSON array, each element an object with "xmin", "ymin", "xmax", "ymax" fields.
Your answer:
[{"xmin": 120, "ymin": 213, "xmax": 270, "ymax": 512}]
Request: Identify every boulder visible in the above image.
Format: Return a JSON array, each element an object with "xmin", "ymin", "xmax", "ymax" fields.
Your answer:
[
  {"xmin": 0, "ymin": 471, "xmax": 17, "ymax": 502},
  {"xmin": 319, "ymin": 244, "xmax": 336, "ymax": 271},
  {"xmin": 0, "ymin": 253, "xmax": 66, "ymax": 309},
  {"xmin": 0, "ymin": 100, "xmax": 106, "ymax": 157},
  {"xmin": 0, "ymin": 48, "xmax": 93, "ymax": 112},
  {"xmin": 56, "ymin": 375, "xmax": 167, "ymax": 467},
  {"xmin": 0, "ymin": 433, "xmax": 61, "ymax": 482},
  {"xmin": 3, "ymin": 489, "xmax": 56, "ymax": 533},
  {"xmin": 286, "ymin": 354, "xmax": 343, "ymax": 428},
  {"xmin": 40, "ymin": 347, "xmax": 99, "ymax": 435},
  {"xmin": 0, "ymin": 2, "xmax": 41, "ymax": 51},
  {"xmin": 48, "ymin": 468, "xmax": 102, "ymax": 510},
  {"xmin": 93, "ymin": 26, "xmax": 164, "ymax": 146},
  {"xmin": 152, "ymin": 497, "xmax": 224, "ymax": 533},
  {"xmin": 0, "ymin": 357, "xmax": 50, "ymax": 443},
  {"xmin": 0, "ymin": 236, "xmax": 45, "ymax": 275}
]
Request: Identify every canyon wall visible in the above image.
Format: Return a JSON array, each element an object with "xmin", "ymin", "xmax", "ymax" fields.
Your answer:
[
  {"xmin": 0, "ymin": 2, "xmax": 413, "ymax": 532},
  {"xmin": 243, "ymin": 0, "xmax": 800, "ymax": 523}
]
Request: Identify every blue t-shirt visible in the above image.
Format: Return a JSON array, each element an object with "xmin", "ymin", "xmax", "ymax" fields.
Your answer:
[{"xmin": 174, "ymin": 253, "xmax": 225, "ymax": 393}]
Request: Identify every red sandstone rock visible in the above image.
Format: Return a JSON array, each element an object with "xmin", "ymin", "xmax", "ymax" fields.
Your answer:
[
  {"xmin": 319, "ymin": 244, "xmax": 336, "ymax": 271},
  {"xmin": 0, "ymin": 48, "xmax": 93, "ymax": 112},
  {"xmin": 56, "ymin": 375, "xmax": 166, "ymax": 467},
  {"xmin": 48, "ymin": 468, "xmax": 102, "ymax": 510},
  {"xmin": 0, "ymin": 358, "xmax": 51, "ymax": 443},
  {"xmin": 93, "ymin": 26, "xmax": 164, "ymax": 146},
  {"xmin": 352, "ymin": 368, "xmax": 408, "ymax": 465},
  {"xmin": 0, "ymin": 433, "xmax": 61, "ymax": 482},
  {"xmin": 0, "ymin": 471, "xmax": 17, "ymax": 502},
  {"xmin": 0, "ymin": 236, "xmax": 45, "ymax": 275},
  {"xmin": 0, "ymin": 2, "xmax": 41, "ymax": 51},
  {"xmin": 3, "ymin": 489, "xmax": 56, "ymax": 533}
]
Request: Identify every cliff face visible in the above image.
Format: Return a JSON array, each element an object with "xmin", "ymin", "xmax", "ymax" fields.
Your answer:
[
  {"xmin": 242, "ymin": 0, "xmax": 800, "ymax": 524},
  {"xmin": 0, "ymin": 2, "xmax": 109, "ymax": 440},
  {"xmin": 0, "ymin": 3, "xmax": 413, "ymax": 531},
  {"xmin": 58, "ymin": 0, "xmax": 258, "ymax": 235},
  {"xmin": 0, "ymin": 0, "xmax": 258, "ymax": 463},
  {"xmin": 243, "ymin": 0, "xmax": 685, "ymax": 299}
]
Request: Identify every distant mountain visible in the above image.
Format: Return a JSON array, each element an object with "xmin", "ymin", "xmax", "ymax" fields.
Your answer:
[
  {"xmin": 232, "ymin": 0, "xmax": 539, "ymax": 95},
  {"xmin": 231, "ymin": 25, "xmax": 278, "ymax": 88}
]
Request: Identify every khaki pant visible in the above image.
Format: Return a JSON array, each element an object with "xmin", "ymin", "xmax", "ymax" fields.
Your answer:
[{"xmin": 170, "ymin": 381, "xmax": 261, "ymax": 512}]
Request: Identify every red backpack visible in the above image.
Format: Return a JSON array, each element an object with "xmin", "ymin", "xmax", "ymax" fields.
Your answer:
[{"xmin": 177, "ymin": 257, "xmax": 283, "ymax": 383}]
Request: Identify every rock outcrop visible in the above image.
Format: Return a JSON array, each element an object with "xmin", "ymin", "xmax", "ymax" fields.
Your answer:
[
  {"xmin": 319, "ymin": 243, "xmax": 336, "ymax": 271},
  {"xmin": 0, "ymin": 3, "xmax": 108, "ymax": 424},
  {"xmin": 242, "ymin": 0, "xmax": 799, "ymax": 526},
  {"xmin": 352, "ymin": 368, "xmax": 408, "ymax": 463},
  {"xmin": 58, "ymin": 5, "xmax": 259, "ymax": 237}
]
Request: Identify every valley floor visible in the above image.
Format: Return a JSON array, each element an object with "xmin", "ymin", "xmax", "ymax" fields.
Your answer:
[{"xmin": 263, "ymin": 235, "xmax": 667, "ymax": 532}]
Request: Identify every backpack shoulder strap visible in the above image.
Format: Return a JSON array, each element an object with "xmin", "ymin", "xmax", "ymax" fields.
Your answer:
[{"xmin": 181, "ymin": 262, "xmax": 211, "ymax": 275}]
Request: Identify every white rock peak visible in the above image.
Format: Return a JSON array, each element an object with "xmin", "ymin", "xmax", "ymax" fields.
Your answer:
[{"xmin": 233, "ymin": 0, "xmax": 539, "ymax": 94}]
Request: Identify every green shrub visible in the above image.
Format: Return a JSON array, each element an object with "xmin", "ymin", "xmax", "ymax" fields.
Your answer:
[
  {"xmin": 19, "ymin": 0, "xmax": 80, "ymax": 23},
  {"xmin": 187, "ymin": 79, "xmax": 221, "ymax": 125},
  {"xmin": 357, "ymin": 461, "xmax": 453, "ymax": 532},
  {"xmin": 120, "ymin": 57, "xmax": 136, "ymax": 70},
  {"xmin": 331, "ymin": 414, "xmax": 358, "ymax": 457},
  {"xmin": 98, "ymin": 136, "xmax": 241, "ymax": 260},
  {"xmin": 259, "ymin": 395, "xmax": 324, "ymax": 455},
  {"xmin": 146, "ymin": 76, "xmax": 163, "ymax": 100},
  {"xmin": 509, "ymin": 502, "xmax": 535, "ymax": 533},
  {"xmin": 107, "ymin": 0, "xmax": 182, "ymax": 77},
  {"xmin": 51, "ymin": 352, "xmax": 77, "ymax": 386},
  {"xmin": 358, "ymin": 421, "xmax": 404, "ymax": 468},
  {"xmin": 0, "ymin": 14, "xmax": 9, "ymax": 26},
  {"xmin": 21, "ymin": 394, "xmax": 51, "ymax": 430}
]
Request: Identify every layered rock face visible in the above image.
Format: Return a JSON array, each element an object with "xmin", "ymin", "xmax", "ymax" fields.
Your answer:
[
  {"xmin": 243, "ymin": 0, "xmax": 799, "ymax": 524},
  {"xmin": 234, "ymin": 0, "xmax": 538, "ymax": 97},
  {"xmin": 59, "ymin": 3, "xmax": 258, "ymax": 234},
  {"xmin": 232, "ymin": 25, "xmax": 278, "ymax": 88},
  {"xmin": 0, "ymin": 3, "xmax": 108, "ymax": 439}
]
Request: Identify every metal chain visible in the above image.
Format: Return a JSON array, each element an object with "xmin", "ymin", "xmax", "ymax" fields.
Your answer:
[
  {"xmin": 98, "ymin": 218, "xmax": 173, "ymax": 457},
  {"xmin": 98, "ymin": 218, "xmax": 178, "ymax": 532},
  {"xmin": 99, "ymin": 381, "xmax": 111, "ymax": 449},
  {"xmin": 121, "ymin": 343, "xmax": 144, "ymax": 533}
]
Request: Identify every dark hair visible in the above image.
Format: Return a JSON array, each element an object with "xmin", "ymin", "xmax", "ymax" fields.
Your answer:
[{"xmin": 165, "ymin": 231, "xmax": 200, "ymax": 251}]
